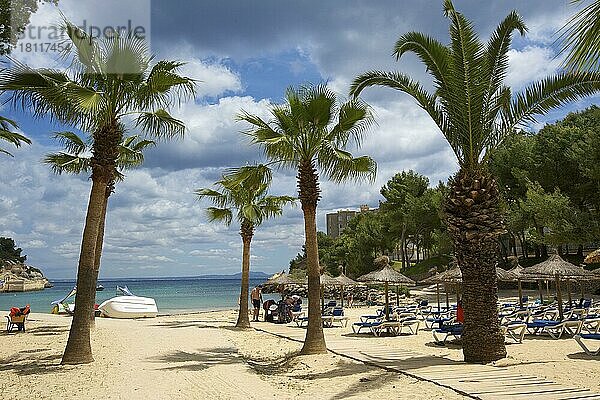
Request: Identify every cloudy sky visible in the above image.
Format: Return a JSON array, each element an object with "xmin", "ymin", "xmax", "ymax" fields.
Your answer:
[{"xmin": 1, "ymin": 0, "xmax": 598, "ymax": 279}]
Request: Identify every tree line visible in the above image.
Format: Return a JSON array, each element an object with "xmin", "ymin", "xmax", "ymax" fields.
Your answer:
[{"xmin": 289, "ymin": 106, "xmax": 600, "ymax": 279}]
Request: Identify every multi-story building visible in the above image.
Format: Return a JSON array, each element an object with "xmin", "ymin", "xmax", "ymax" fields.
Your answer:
[{"xmin": 326, "ymin": 205, "xmax": 374, "ymax": 238}]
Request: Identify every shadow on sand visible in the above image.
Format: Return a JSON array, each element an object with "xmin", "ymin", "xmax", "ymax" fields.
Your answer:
[
  {"xmin": 149, "ymin": 347, "xmax": 242, "ymax": 371},
  {"xmin": 0, "ymin": 352, "xmax": 63, "ymax": 375}
]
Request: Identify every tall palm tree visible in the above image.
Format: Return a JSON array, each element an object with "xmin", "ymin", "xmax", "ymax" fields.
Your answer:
[
  {"xmin": 45, "ymin": 130, "xmax": 155, "ymax": 327},
  {"xmin": 0, "ymin": 22, "xmax": 195, "ymax": 364},
  {"xmin": 196, "ymin": 165, "xmax": 295, "ymax": 328},
  {"xmin": 559, "ymin": 0, "xmax": 600, "ymax": 72},
  {"xmin": 0, "ymin": 115, "xmax": 30, "ymax": 156},
  {"xmin": 238, "ymin": 84, "xmax": 376, "ymax": 354},
  {"xmin": 350, "ymin": 0, "xmax": 600, "ymax": 363}
]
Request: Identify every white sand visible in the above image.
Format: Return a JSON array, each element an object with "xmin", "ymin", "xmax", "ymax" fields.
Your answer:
[
  {"xmin": 3, "ymin": 288, "xmax": 599, "ymax": 399},
  {"xmin": 1, "ymin": 311, "xmax": 465, "ymax": 399}
]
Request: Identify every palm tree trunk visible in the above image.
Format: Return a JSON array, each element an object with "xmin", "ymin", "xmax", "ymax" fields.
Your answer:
[
  {"xmin": 61, "ymin": 176, "xmax": 108, "ymax": 365},
  {"xmin": 236, "ymin": 222, "xmax": 253, "ymax": 328},
  {"xmin": 445, "ymin": 169, "xmax": 506, "ymax": 363},
  {"xmin": 62, "ymin": 121, "xmax": 121, "ymax": 365},
  {"xmin": 301, "ymin": 205, "xmax": 327, "ymax": 354},
  {"xmin": 90, "ymin": 187, "xmax": 111, "ymax": 329},
  {"xmin": 298, "ymin": 160, "xmax": 326, "ymax": 355}
]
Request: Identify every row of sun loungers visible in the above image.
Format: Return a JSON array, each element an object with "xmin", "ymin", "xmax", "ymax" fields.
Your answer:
[{"xmin": 284, "ymin": 298, "xmax": 600, "ymax": 357}]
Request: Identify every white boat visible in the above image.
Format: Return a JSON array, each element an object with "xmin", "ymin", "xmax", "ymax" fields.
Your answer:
[
  {"xmin": 98, "ymin": 286, "xmax": 158, "ymax": 319},
  {"xmin": 51, "ymin": 286, "xmax": 76, "ymax": 315}
]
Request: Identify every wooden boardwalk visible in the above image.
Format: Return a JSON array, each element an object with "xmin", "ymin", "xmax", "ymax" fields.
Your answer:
[{"xmin": 256, "ymin": 324, "xmax": 600, "ymax": 400}]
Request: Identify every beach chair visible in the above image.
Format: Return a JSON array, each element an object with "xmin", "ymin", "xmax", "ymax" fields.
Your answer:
[
  {"xmin": 432, "ymin": 323, "xmax": 463, "ymax": 344},
  {"xmin": 580, "ymin": 318, "xmax": 600, "ymax": 334},
  {"xmin": 573, "ymin": 334, "xmax": 600, "ymax": 356},
  {"xmin": 526, "ymin": 318, "xmax": 583, "ymax": 339},
  {"xmin": 500, "ymin": 308, "xmax": 530, "ymax": 325},
  {"xmin": 371, "ymin": 320, "xmax": 402, "ymax": 336},
  {"xmin": 290, "ymin": 307, "xmax": 305, "ymax": 323},
  {"xmin": 331, "ymin": 307, "xmax": 349, "ymax": 328},
  {"xmin": 352, "ymin": 318, "xmax": 383, "ymax": 334},
  {"xmin": 295, "ymin": 316, "xmax": 309, "ymax": 327},
  {"xmin": 398, "ymin": 315, "xmax": 420, "ymax": 335},
  {"xmin": 6, "ymin": 305, "xmax": 30, "ymax": 333},
  {"xmin": 501, "ymin": 321, "xmax": 527, "ymax": 343}
]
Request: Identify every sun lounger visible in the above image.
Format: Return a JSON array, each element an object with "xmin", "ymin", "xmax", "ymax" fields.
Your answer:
[
  {"xmin": 527, "ymin": 319, "xmax": 583, "ymax": 339},
  {"xmin": 501, "ymin": 322, "xmax": 527, "ymax": 343},
  {"xmin": 352, "ymin": 320, "xmax": 383, "ymax": 334},
  {"xmin": 291, "ymin": 309, "xmax": 305, "ymax": 322},
  {"xmin": 573, "ymin": 334, "xmax": 600, "ymax": 356},
  {"xmin": 432, "ymin": 323, "xmax": 463, "ymax": 344},
  {"xmin": 331, "ymin": 307, "xmax": 349, "ymax": 327},
  {"xmin": 580, "ymin": 318, "xmax": 600, "ymax": 334},
  {"xmin": 425, "ymin": 316, "xmax": 453, "ymax": 329}
]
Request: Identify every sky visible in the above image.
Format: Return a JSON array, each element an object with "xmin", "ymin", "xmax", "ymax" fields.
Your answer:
[{"xmin": 0, "ymin": 0, "xmax": 598, "ymax": 279}]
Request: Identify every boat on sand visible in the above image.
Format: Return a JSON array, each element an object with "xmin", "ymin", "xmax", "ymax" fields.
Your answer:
[{"xmin": 98, "ymin": 286, "xmax": 158, "ymax": 319}]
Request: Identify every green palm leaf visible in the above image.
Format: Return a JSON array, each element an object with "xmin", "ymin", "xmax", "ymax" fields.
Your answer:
[{"xmin": 558, "ymin": 0, "xmax": 600, "ymax": 72}]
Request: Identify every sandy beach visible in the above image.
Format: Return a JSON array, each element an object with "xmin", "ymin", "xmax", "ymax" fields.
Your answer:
[{"xmin": 2, "ymin": 299, "xmax": 599, "ymax": 400}]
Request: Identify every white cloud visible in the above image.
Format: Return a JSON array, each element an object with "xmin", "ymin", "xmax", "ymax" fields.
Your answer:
[{"xmin": 507, "ymin": 46, "xmax": 562, "ymax": 90}]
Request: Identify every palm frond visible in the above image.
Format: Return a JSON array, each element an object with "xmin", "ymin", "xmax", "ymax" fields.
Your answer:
[
  {"xmin": 206, "ymin": 207, "xmax": 233, "ymax": 225},
  {"xmin": 135, "ymin": 109, "xmax": 185, "ymax": 139},
  {"xmin": 0, "ymin": 115, "xmax": 30, "ymax": 156},
  {"xmin": 195, "ymin": 188, "xmax": 229, "ymax": 209},
  {"xmin": 393, "ymin": 31, "xmax": 450, "ymax": 87},
  {"xmin": 506, "ymin": 72, "xmax": 600, "ymax": 128},
  {"xmin": 318, "ymin": 144, "xmax": 377, "ymax": 183},
  {"xmin": 44, "ymin": 152, "xmax": 90, "ymax": 175},
  {"xmin": 52, "ymin": 131, "xmax": 88, "ymax": 155},
  {"xmin": 558, "ymin": 0, "xmax": 600, "ymax": 72}
]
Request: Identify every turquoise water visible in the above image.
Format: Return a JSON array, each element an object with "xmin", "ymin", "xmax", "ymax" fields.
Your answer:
[{"xmin": 0, "ymin": 277, "xmax": 277, "ymax": 314}]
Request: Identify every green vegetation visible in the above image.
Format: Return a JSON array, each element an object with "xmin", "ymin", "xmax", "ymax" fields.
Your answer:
[
  {"xmin": 288, "ymin": 170, "xmax": 447, "ymax": 279},
  {"xmin": 403, "ymin": 255, "xmax": 453, "ymax": 279},
  {"xmin": 491, "ymin": 106, "xmax": 600, "ymax": 259},
  {"xmin": 239, "ymin": 84, "xmax": 376, "ymax": 355},
  {"xmin": 196, "ymin": 165, "xmax": 294, "ymax": 328},
  {"xmin": 0, "ymin": 237, "xmax": 26, "ymax": 263},
  {"xmin": 351, "ymin": 0, "xmax": 600, "ymax": 363},
  {"xmin": 0, "ymin": 20, "xmax": 195, "ymax": 365},
  {"xmin": 0, "ymin": 115, "xmax": 30, "ymax": 156}
]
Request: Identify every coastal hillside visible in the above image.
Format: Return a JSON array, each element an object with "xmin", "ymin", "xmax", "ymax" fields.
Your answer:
[
  {"xmin": 0, "ymin": 237, "xmax": 50, "ymax": 292},
  {"xmin": 0, "ymin": 261, "xmax": 51, "ymax": 292}
]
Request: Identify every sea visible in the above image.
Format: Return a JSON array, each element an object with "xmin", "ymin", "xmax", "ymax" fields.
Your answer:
[{"xmin": 0, "ymin": 277, "xmax": 279, "ymax": 314}]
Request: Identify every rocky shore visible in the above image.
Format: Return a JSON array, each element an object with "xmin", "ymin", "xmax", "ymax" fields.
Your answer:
[{"xmin": 0, "ymin": 261, "xmax": 50, "ymax": 292}]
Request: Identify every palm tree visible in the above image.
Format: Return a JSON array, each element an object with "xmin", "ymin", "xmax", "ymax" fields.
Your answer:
[
  {"xmin": 350, "ymin": 0, "xmax": 600, "ymax": 363},
  {"xmin": 238, "ymin": 84, "xmax": 376, "ymax": 354},
  {"xmin": 559, "ymin": 0, "xmax": 600, "ymax": 72},
  {"xmin": 0, "ymin": 22, "xmax": 195, "ymax": 364},
  {"xmin": 196, "ymin": 165, "xmax": 295, "ymax": 328},
  {"xmin": 0, "ymin": 115, "xmax": 30, "ymax": 156},
  {"xmin": 45, "ymin": 131, "xmax": 155, "ymax": 327}
]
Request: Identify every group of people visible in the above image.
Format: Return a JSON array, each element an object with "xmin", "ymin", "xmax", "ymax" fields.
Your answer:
[{"xmin": 250, "ymin": 285, "xmax": 304, "ymax": 322}]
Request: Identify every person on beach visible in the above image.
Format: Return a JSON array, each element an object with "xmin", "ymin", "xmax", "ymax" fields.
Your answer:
[
  {"xmin": 456, "ymin": 298, "xmax": 464, "ymax": 324},
  {"xmin": 251, "ymin": 285, "xmax": 263, "ymax": 322}
]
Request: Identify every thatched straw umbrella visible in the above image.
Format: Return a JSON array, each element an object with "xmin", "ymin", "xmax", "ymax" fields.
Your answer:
[
  {"xmin": 522, "ymin": 254, "xmax": 591, "ymax": 320},
  {"xmin": 266, "ymin": 271, "xmax": 302, "ymax": 299},
  {"xmin": 332, "ymin": 273, "xmax": 360, "ymax": 307},
  {"xmin": 584, "ymin": 248, "xmax": 600, "ymax": 264},
  {"xmin": 420, "ymin": 272, "xmax": 446, "ymax": 313},
  {"xmin": 508, "ymin": 264, "xmax": 536, "ymax": 308},
  {"xmin": 422, "ymin": 266, "xmax": 515, "ymax": 310},
  {"xmin": 357, "ymin": 257, "xmax": 415, "ymax": 321},
  {"xmin": 304, "ymin": 272, "xmax": 338, "ymax": 309}
]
